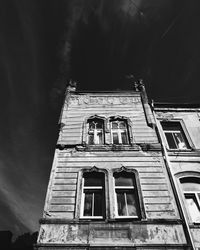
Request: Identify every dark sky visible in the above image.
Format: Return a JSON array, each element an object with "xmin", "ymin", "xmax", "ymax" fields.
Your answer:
[{"xmin": 1, "ymin": 0, "xmax": 200, "ymax": 237}]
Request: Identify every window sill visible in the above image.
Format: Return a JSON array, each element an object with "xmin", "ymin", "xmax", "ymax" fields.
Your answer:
[
  {"xmin": 167, "ymin": 148, "xmax": 192, "ymax": 152},
  {"xmin": 188, "ymin": 223, "xmax": 200, "ymax": 228},
  {"xmin": 79, "ymin": 217, "xmax": 104, "ymax": 221},
  {"xmin": 77, "ymin": 144, "xmax": 141, "ymax": 151}
]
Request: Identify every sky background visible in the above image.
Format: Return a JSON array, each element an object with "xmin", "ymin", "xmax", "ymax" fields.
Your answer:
[{"xmin": 1, "ymin": 0, "xmax": 200, "ymax": 237}]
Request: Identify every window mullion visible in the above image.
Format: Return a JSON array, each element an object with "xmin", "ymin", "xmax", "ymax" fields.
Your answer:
[
  {"xmin": 92, "ymin": 192, "xmax": 94, "ymax": 216},
  {"xmin": 118, "ymin": 129, "xmax": 122, "ymax": 144},
  {"xmin": 124, "ymin": 192, "xmax": 128, "ymax": 216}
]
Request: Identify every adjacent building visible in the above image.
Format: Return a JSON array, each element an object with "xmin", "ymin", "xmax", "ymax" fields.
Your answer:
[
  {"xmin": 36, "ymin": 81, "xmax": 200, "ymax": 249},
  {"xmin": 154, "ymin": 102, "xmax": 200, "ymax": 249}
]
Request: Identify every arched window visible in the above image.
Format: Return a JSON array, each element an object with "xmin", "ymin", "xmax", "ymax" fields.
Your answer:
[
  {"xmin": 81, "ymin": 171, "xmax": 105, "ymax": 218},
  {"xmin": 180, "ymin": 177, "xmax": 200, "ymax": 223},
  {"xmin": 113, "ymin": 171, "xmax": 140, "ymax": 218},
  {"xmin": 110, "ymin": 119, "xmax": 129, "ymax": 145},
  {"xmin": 87, "ymin": 118, "xmax": 104, "ymax": 145}
]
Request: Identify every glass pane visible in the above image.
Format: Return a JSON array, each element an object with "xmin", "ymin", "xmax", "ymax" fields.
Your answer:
[
  {"xmin": 165, "ymin": 132, "xmax": 177, "ymax": 149},
  {"xmin": 121, "ymin": 131, "xmax": 128, "ymax": 144},
  {"xmin": 96, "ymin": 122, "xmax": 103, "ymax": 129},
  {"xmin": 83, "ymin": 193, "xmax": 92, "ymax": 216},
  {"xmin": 112, "ymin": 121, "xmax": 118, "ymax": 129},
  {"xmin": 89, "ymin": 122, "xmax": 95, "ymax": 129},
  {"xmin": 97, "ymin": 131, "xmax": 103, "ymax": 144},
  {"xmin": 185, "ymin": 194, "xmax": 200, "ymax": 222},
  {"xmin": 94, "ymin": 192, "xmax": 103, "ymax": 216},
  {"xmin": 88, "ymin": 134, "xmax": 94, "ymax": 145},
  {"xmin": 117, "ymin": 192, "xmax": 127, "ymax": 216},
  {"xmin": 127, "ymin": 192, "xmax": 137, "ymax": 216},
  {"xmin": 181, "ymin": 177, "xmax": 200, "ymax": 191},
  {"xmin": 84, "ymin": 172, "xmax": 104, "ymax": 187},
  {"xmin": 115, "ymin": 173, "xmax": 134, "ymax": 186},
  {"xmin": 174, "ymin": 132, "xmax": 187, "ymax": 149},
  {"xmin": 113, "ymin": 132, "xmax": 119, "ymax": 144},
  {"xmin": 119, "ymin": 121, "xmax": 126, "ymax": 129},
  {"xmin": 161, "ymin": 121, "xmax": 182, "ymax": 131}
]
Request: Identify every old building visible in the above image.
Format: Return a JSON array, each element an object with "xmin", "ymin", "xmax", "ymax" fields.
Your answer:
[
  {"xmin": 154, "ymin": 103, "xmax": 200, "ymax": 249},
  {"xmin": 36, "ymin": 82, "xmax": 196, "ymax": 249}
]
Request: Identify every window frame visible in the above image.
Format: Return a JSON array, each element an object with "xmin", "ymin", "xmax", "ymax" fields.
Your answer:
[
  {"xmin": 109, "ymin": 117, "xmax": 131, "ymax": 145},
  {"xmin": 76, "ymin": 167, "xmax": 108, "ymax": 220},
  {"xmin": 83, "ymin": 115, "xmax": 107, "ymax": 146},
  {"xmin": 159, "ymin": 119, "xmax": 193, "ymax": 151},
  {"xmin": 112, "ymin": 167, "xmax": 144, "ymax": 219},
  {"xmin": 179, "ymin": 176, "xmax": 200, "ymax": 224}
]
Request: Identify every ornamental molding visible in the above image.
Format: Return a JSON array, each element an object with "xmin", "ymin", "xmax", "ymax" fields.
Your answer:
[{"xmin": 68, "ymin": 95, "xmax": 141, "ymax": 106}]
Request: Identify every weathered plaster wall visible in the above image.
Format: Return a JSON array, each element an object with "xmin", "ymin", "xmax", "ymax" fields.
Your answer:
[
  {"xmin": 38, "ymin": 223, "xmax": 186, "ymax": 247},
  {"xmin": 58, "ymin": 93, "xmax": 158, "ymax": 145}
]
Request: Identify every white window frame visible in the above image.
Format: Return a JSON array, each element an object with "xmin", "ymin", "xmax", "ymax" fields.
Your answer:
[
  {"xmin": 87, "ymin": 119, "xmax": 104, "ymax": 145},
  {"xmin": 80, "ymin": 175, "xmax": 104, "ymax": 219},
  {"xmin": 113, "ymin": 174, "xmax": 139, "ymax": 219},
  {"xmin": 110, "ymin": 120, "xmax": 129, "ymax": 145},
  {"xmin": 160, "ymin": 120, "xmax": 191, "ymax": 150},
  {"xmin": 179, "ymin": 176, "xmax": 200, "ymax": 224}
]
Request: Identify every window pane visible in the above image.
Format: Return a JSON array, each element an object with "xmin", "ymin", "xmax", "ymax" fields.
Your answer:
[
  {"xmin": 114, "ymin": 173, "xmax": 134, "ymax": 186},
  {"xmin": 94, "ymin": 192, "xmax": 103, "ymax": 216},
  {"xmin": 127, "ymin": 192, "xmax": 137, "ymax": 216},
  {"xmin": 88, "ymin": 134, "xmax": 94, "ymax": 145},
  {"xmin": 89, "ymin": 122, "xmax": 95, "ymax": 129},
  {"xmin": 185, "ymin": 194, "xmax": 200, "ymax": 223},
  {"xmin": 181, "ymin": 177, "xmax": 200, "ymax": 192},
  {"xmin": 97, "ymin": 131, "xmax": 103, "ymax": 144},
  {"xmin": 112, "ymin": 122, "xmax": 118, "ymax": 129},
  {"xmin": 83, "ymin": 193, "xmax": 92, "ymax": 216},
  {"xmin": 174, "ymin": 132, "xmax": 187, "ymax": 149},
  {"xmin": 165, "ymin": 132, "xmax": 177, "ymax": 149},
  {"xmin": 84, "ymin": 173, "xmax": 104, "ymax": 187},
  {"xmin": 113, "ymin": 132, "xmax": 119, "ymax": 144},
  {"xmin": 119, "ymin": 121, "xmax": 126, "ymax": 129},
  {"xmin": 96, "ymin": 121, "xmax": 103, "ymax": 129},
  {"xmin": 117, "ymin": 192, "xmax": 127, "ymax": 216},
  {"xmin": 161, "ymin": 121, "xmax": 182, "ymax": 131},
  {"xmin": 121, "ymin": 131, "xmax": 128, "ymax": 144}
]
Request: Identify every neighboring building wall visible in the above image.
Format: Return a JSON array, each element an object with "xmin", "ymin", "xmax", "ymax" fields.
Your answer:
[
  {"xmin": 155, "ymin": 106, "xmax": 200, "ymax": 249},
  {"xmin": 37, "ymin": 90, "xmax": 190, "ymax": 249}
]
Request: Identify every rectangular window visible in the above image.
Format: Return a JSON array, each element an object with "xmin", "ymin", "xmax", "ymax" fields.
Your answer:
[
  {"xmin": 81, "ymin": 172, "xmax": 105, "ymax": 219},
  {"xmin": 114, "ymin": 172, "xmax": 140, "ymax": 218},
  {"xmin": 161, "ymin": 121, "xmax": 190, "ymax": 149}
]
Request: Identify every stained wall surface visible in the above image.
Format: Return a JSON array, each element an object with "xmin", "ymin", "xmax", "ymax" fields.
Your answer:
[{"xmin": 37, "ymin": 92, "xmax": 189, "ymax": 249}]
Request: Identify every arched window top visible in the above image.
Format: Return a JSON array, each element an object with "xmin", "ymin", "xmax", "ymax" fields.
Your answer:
[
  {"xmin": 87, "ymin": 114, "xmax": 106, "ymax": 122},
  {"xmin": 114, "ymin": 171, "xmax": 136, "ymax": 187},
  {"xmin": 180, "ymin": 177, "xmax": 200, "ymax": 192},
  {"xmin": 109, "ymin": 115, "xmax": 130, "ymax": 122},
  {"xmin": 83, "ymin": 171, "xmax": 105, "ymax": 187}
]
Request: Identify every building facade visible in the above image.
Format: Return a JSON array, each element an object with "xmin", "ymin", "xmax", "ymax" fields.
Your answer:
[
  {"xmin": 154, "ymin": 103, "xmax": 200, "ymax": 249},
  {"xmin": 36, "ymin": 82, "xmax": 199, "ymax": 249}
]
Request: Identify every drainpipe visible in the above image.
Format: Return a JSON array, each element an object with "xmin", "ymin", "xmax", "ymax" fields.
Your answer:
[{"xmin": 150, "ymin": 101, "xmax": 195, "ymax": 250}]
